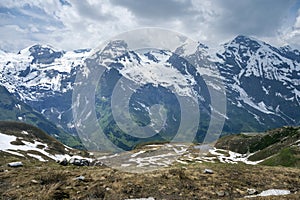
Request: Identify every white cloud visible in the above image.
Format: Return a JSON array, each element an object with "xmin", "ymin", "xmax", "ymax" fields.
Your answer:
[
  {"xmin": 278, "ymin": 8, "xmax": 300, "ymax": 49},
  {"xmin": 0, "ymin": 0, "xmax": 299, "ymax": 51}
]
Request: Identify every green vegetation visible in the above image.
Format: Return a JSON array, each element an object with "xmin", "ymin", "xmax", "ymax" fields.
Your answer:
[
  {"xmin": 249, "ymin": 126, "xmax": 299, "ymax": 152},
  {"xmin": 261, "ymin": 147, "xmax": 300, "ymax": 168},
  {"xmin": 216, "ymin": 126, "xmax": 300, "ymax": 168},
  {"xmin": 0, "ymin": 86, "xmax": 83, "ymax": 148}
]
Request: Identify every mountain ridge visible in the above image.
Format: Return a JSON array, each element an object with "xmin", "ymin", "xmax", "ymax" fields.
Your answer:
[{"xmin": 0, "ymin": 35, "xmax": 299, "ymax": 149}]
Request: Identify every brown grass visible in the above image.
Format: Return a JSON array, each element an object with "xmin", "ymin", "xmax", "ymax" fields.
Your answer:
[{"xmin": 0, "ymin": 160, "xmax": 299, "ymax": 200}]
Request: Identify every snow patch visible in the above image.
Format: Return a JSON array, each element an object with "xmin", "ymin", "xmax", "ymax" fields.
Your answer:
[
  {"xmin": 21, "ymin": 131, "xmax": 29, "ymax": 135},
  {"xmin": 245, "ymin": 189, "xmax": 290, "ymax": 198},
  {"xmin": 27, "ymin": 153, "xmax": 48, "ymax": 162}
]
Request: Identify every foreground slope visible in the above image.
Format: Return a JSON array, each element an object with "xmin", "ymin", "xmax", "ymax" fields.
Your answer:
[
  {"xmin": 1, "ymin": 156, "xmax": 299, "ymax": 199},
  {"xmin": 0, "ymin": 124, "xmax": 299, "ymax": 199},
  {"xmin": 0, "ymin": 121, "xmax": 88, "ymax": 163}
]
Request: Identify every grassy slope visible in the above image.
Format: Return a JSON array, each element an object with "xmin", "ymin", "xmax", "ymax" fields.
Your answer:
[
  {"xmin": 215, "ymin": 126, "xmax": 300, "ymax": 167},
  {"xmin": 0, "ymin": 121, "xmax": 88, "ymax": 161},
  {"xmin": 0, "ymin": 86, "xmax": 83, "ymax": 148}
]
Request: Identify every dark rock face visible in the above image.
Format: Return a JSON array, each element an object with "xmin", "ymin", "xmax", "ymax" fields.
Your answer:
[{"xmin": 29, "ymin": 45, "xmax": 64, "ymax": 64}]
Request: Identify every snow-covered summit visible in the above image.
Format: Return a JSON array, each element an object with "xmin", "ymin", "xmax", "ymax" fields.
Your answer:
[{"xmin": 0, "ymin": 36, "xmax": 299, "ymax": 140}]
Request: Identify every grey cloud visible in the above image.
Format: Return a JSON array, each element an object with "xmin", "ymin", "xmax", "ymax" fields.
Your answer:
[
  {"xmin": 111, "ymin": 0, "xmax": 197, "ymax": 21},
  {"xmin": 72, "ymin": 0, "xmax": 116, "ymax": 21},
  {"xmin": 0, "ymin": 0, "xmax": 299, "ymax": 51},
  {"xmin": 111, "ymin": 0, "xmax": 297, "ymax": 42},
  {"xmin": 212, "ymin": 0, "xmax": 295, "ymax": 37}
]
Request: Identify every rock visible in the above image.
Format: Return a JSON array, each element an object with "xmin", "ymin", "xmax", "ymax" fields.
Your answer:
[
  {"xmin": 74, "ymin": 175, "xmax": 85, "ymax": 181},
  {"xmin": 216, "ymin": 191, "xmax": 225, "ymax": 197},
  {"xmin": 7, "ymin": 161, "xmax": 23, "ymax": 167},
  {"xmin": 57, "ymin": 158, "xmax": 68, "ymax": 166},
  {"xmin": 290, "ymin": 188, "xmax": 298, "ymax": 193},
  {"xmin": 247, "ymin": 188, "xmax": 258, "ymax": 195},
  {"xmin": 203, "ymin": 168, "xmax": 214, "ymax": 174},
  {"xmin": 91, "ymin": 160, "xmax": 106, "ymax": 166},
  {"xmin": 31, "ymin": 180, "xmax": 39, "ymax": 184},
  {"xmin": 70, "ymin": 158, "xmax": 90, "ymax": 166}
]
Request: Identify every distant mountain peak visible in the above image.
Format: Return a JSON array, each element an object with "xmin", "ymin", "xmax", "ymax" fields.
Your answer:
[
  {"xmin": 29, "ymin": 44, "xmax": 61, "ymax": 52},
  {"xmin": 106, "ymin": 40, "xmax": 128, "ymax": 49},
  {"xmin": 23, "ymin": 44, "xmax": 65, "ymax": 64},
  {"xmin": 227, "ymin": 35, "xmax": 262, "ymax": 51},
  {"xmin": 73, "ymin": 48, "xmax": 91, "ymax": 53},
  {"xmin": 18, "ymin": 44, "xmax": 60, "ymax": 54},
  {"xmin": 98, "ymin": 40, "xmax": 129, "ymax": 61}
]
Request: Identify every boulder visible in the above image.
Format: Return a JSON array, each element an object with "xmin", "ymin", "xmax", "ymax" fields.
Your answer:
[
  {"xmin": 57, "ymin": 158, "xmax": 68, "ymax": 166},
  {"xmin": 216, "ymin": 191, "xmax": 225, "ymax": 197},
  {"xmin": 91, "ymin": 160, "xmax": 106, "ymax": 167},
  {"xmin": 203, "ymin": 168, "xmax": 214, "ymax": 174},
  {"xmin": 74, "ymin": 175, "xmax": 85, "ymax": 181},
  {"xmin": 247, "ymin": 188, "xmax": 258, "ymax": 195},
  {"xmin": 7, "ymin": 161, "xmax": 23, "ymax": 167},
  {"xmin": 70, "ymin": 158, "xmax": 90, "ymax": 166}
]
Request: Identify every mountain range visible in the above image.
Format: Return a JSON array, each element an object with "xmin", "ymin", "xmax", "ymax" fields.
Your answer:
[{"xmin": 0, "ymin": 35, "xmax": 299, "ymax": 149}]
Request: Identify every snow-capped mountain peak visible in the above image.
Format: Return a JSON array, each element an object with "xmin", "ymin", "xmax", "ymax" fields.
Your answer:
[{"xmin": 0, "ymin": 35, "xmax": 299, "ymax": 144}]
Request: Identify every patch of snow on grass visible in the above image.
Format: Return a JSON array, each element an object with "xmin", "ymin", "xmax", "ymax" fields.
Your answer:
[
  {"xmin": 131, "ymin": 150, "xmax": 146, "ymax": 158},
  {"xmin": 207, "ymin": 147, "xmax": 264, "ymax": 165},
  {"xmin": 245, "ymin": 189, "xmax": 290, "ymax": 198},
  {"xmin": 27, "ymin": 153, "xmax": 48, "ymax": 162},
  {"xmin": 3, "ymin": 150, "xmax": 25, "ymax": 157}
]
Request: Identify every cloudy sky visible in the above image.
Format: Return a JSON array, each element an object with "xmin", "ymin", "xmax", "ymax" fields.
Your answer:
[{"xmin": 1, "ymin": 0, "xmax": 300, "ymax": 52}]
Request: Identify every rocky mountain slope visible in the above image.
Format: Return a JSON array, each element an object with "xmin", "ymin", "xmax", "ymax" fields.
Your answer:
[
  {"xmin": 0, "ymin": 36, "xmax": 299, "ymax": 149},
  {"xmin": 0, "ymin": 86, "xmax": 82, "ymax": 148},
  {"xmin": 0, "ymin": 45, "xmax": 90, "ymax": 136},
  {"xmin": 216, "ymin": 36, "xmax": 300, "ymax": 131}
]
